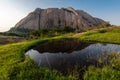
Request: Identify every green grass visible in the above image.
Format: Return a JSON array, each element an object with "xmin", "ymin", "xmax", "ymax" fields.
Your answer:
[
  {"xmin": 1, "ymin": 27, "xmax": 120, "ymax": 80},
  {"xmin": 78, "ymin": 27, "xmax": 120, "ymax": 44},
  {"xmin": 84, "ymin": 53, "xmax": 120, "ymax": 80},
  {"xmin": 84, "ymin": 66, "xmax": 120, "ymax": 80},
  {"xmin": 0, "ymin": 37, "xmax": 77, "ymax": 80},
  {"xmin": 75, "ymin": 27, "xmax": 120, "ymax": 80}
]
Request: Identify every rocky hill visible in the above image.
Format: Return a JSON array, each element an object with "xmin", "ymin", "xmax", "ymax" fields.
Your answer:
[{"xmin": 14, "ymin": 7, "xmax": 105, "ymax": 30}]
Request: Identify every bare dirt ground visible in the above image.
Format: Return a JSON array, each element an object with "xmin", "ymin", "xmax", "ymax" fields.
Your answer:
[{"xmin": 0, "ymin": 35, "xmax": 26, "ymax": 45}]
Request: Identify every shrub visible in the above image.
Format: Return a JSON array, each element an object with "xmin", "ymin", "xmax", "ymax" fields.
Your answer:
[
  {"xmin": 29, "ymin": 26, "xmax": 75, "ymax": 39},
  {"xmin": 100, "ymin": 22, "xmax": 111, "ymax": 28},
  {"xmin": 97, "ymin": 29, "xmax": 108, "ymax": 33}
]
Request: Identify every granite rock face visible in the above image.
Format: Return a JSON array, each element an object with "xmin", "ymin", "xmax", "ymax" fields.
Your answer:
[{"xmin": 15, "ymin": 7, "xmax": 105, "ymax": 30}]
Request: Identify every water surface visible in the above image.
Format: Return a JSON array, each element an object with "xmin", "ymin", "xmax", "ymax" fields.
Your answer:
[{"xmin": 25, "ymin": 43, "xmax": 120, "ymax": 73}]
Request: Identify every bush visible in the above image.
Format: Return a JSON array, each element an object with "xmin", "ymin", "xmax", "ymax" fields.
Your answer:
[
  {"xmin": 100, "ymin": 22, "xmax": 111, "ymax": 28},
  {"xmin": 97, "ymin": 29, "xmax": 108, "ymax": 33},
  {"xmin": 29, "ymin": 26, "xmax": 75, "ymax": 39}
]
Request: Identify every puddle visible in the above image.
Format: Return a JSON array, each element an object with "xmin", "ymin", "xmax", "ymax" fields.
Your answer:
[{"xmin": 25, "ymin": 40, "xmax": 120, "ymax": 74}]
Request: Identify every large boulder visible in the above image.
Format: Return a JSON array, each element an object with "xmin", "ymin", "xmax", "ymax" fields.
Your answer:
[{"xmin": 15, "ymin": 7, "xmax": 105, "ymax": 30}]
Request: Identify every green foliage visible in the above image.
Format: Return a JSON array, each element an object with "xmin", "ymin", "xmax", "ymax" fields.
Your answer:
[
  {"xmin": 29, "ymin": 26, "xmax": 75, "ymax": 39},
  {"xmin": 100, "ymin": 22, "xmax": 111, "ymax": 28},
  {"xmin": 1, "ymin": 58, "xmax": 74, "ymax": 80},
  {"xmin": 78, "ymin": 27, "xmax": 120, "ymax": 44},
  {"xmin": 8, "ymin": 26, "xmax": 75, "ymax": 39},
  {"xmin": 0, "ymin": 32, "xmax": 21, "ymax": 37},
  {"xmin": 83, "ymin": 31, "xmax": 97, "ymax": 36},
  {"xmin": 84, "ymin": 53, "xmax": 120, "ymax": 80},
  {"xmin": 109, "ymin": 27, "xmax": 120, "ymax": 33},
  {"xmin": 84, "ymin": 66, "xmax": 120, "ymax": 80},
  {"xmin": 76, "ymin": 27, "xmax": 120, "ymax": 79},
  {"xmin": 8, "ymin": 27, "xmax": 32, "ymax": 37},
  {"xmin": 9, "ymin": 27, "xmax": 32, "ymax": 34},
  {"xmin": 97, "ymin": 29, "xmax": 108, "ymax": 33},
  {"xmin": 0, "ymin": 37, "xmax": 77, "ymax": 80},
  {"xmin": 1, "ymin": 26, "xmax": 120, "ymax": 80}
]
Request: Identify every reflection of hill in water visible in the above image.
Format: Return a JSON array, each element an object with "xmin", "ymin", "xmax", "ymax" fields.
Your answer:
[
  {"xmin": 33, "ymin": 39, "xmax": 91, "ymax": 53},
  {"xmin": 26, "ymin": 41, "xmax": 120, "ymax": 74}
]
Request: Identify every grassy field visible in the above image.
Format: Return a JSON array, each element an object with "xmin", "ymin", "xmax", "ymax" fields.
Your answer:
[
  {"xmin": 77, "ymin": 27, "xmax": 120, "ymax": 44},
  {"xmin": 84, "ymin": 52, "xmax": 120, "ymax": 80},
  {"xmin": 0, "ymin": 27, "xmax": 120, "ymax": 80},
  {"xmin": 0, "ymin": 37, "xmax": 77, "ymax": 80},
  {"xmin": 78, "ymin": 27, "xmax": 120, "ymax": 80}
]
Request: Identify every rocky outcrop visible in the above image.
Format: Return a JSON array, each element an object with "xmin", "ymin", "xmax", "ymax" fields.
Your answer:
[{"xmin": 15, "ymin": 7, "xmax": 105, "ymax": 30}]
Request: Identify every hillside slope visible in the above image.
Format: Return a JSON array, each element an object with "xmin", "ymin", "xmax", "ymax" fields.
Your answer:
[{"xmin": 14, "ymin": 7, "xmax": 104, "ymax": 30}]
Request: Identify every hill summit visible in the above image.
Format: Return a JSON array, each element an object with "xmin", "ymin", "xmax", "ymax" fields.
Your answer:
[{"xmin": 14, "ymin": 7, "xmax": 105, "ymax": 30}]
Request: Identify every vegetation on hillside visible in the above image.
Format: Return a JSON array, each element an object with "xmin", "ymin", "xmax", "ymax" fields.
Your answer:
[
  {"xmin": 0, "ymin": 32, "xmax": 21, "ymax": 37},
  {"xmin": 78, "ymin": 27, "xmax": 120, "ymax": 44},
  {"xmin": 29, "ymin": 26, "xmax": 75, "ymax": 39},
  {"xmin": 8, "ymin": 27, "xmax": 32, "ymax": 35},
  {"xmin": 84, "ymin": 53, "xmax": 120, "ymax": 80},
  {"xmin": 1, "ymin": 23, "xmax": 120, "ymax": 80},
  {"xmin": 0, "ymin": 37, "xmax": 77, "ymax": 80},
  {"xmin": 6, "ymin": 22, "xmax": 111, "ymax": 38},
  {"xmin": 78, "ymin": 26, "xmax": 120, "ymax": 80},
  {"xmin": 6, "ymin": 26, "xmax": 75, "ymax": 39}
]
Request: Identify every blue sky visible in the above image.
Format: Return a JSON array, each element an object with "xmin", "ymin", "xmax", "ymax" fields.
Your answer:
[{"xmin": 0, "ymin": 0, "xmax": 120, "ymax": 32}]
